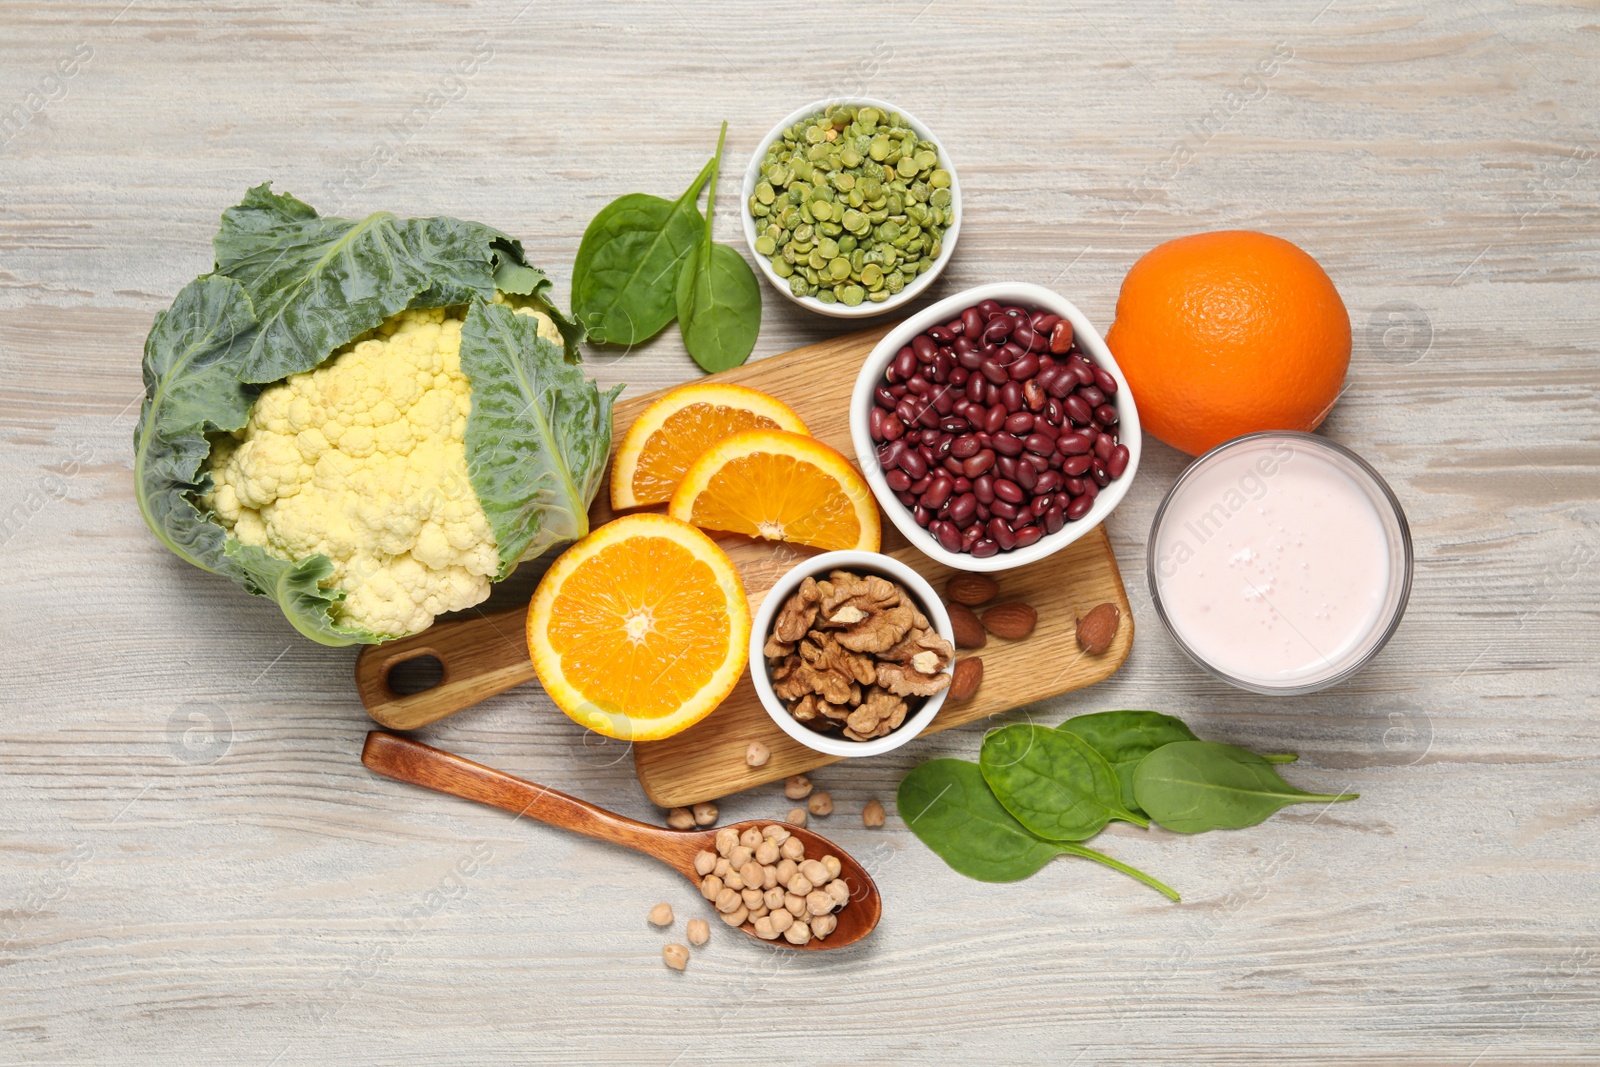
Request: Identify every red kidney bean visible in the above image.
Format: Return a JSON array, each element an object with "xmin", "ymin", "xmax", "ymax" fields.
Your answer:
[
  {"xmin": 1049, "ymin": 320, "xmax": 1074, "ymax": 354},
  {"xmin": 962, "ymin": 525, "xmax": 983, "ymax": 549},
  {"xmin": 927, "ymin": 326, "xmax": 954, "ymax": 346},
  {"xmin": 950, "ymin": 365, "xmax": 969, "ymax": 387},
  {"xmin": 948, "ymin": 492, "xmax": 977, "ymax": 524},
  {"xmin": 940, "ymin": 416, "xmax": 968, "ymax": 435},
  {"xmin": 961, "ymin": 450, "xmax": 995, "ymax": 478},
  {"xmin": 970, "ymin": 539, "xmax": 999, "ymax": 558},
  {"xmin": 1069, "ymin": 359, "xmax": 1095, "ymax": 387},
  {"xmin": 1023, "ymin": 433, "xmax": 1055, "ymax": 456},
  {"xmin": 954, "ymin": 343, "xmax": 982, "ymax": 370},
  {"xmin": 1081, "ymin": 480, "xmax": 1098, "ymax": 502},
  {"xmin": 976, "ymin": 298, "xmax": 1001, "ymax": 316},
  {"xmin": 1035, "ymin": 470, "xmax": 1061, "ymax": 494},
  {"xmin": 1030, "ymin": 495, "xmax": 1051, "ymax": 518},
  {"xmin": 1044, "ymin": 504, "xmax": 1065, "ymax": 533},
  {"xmin": 912, "ymin": 335, "xmax": 937, "ymax": 362},
  {"xmin": 942, "ymin": 456, "xmax": 964, "ymax": 477},
  {"xmin": 884, "ymin": 468, "xmax": 911, "ymax": 492},
  {"xmin": 962, "ymin": 307, "xmax": 985, "ymax": 337},
  {"xmin": 919, "ymin": 404, "xmax": 940, "ymax": 428},
  {"xmin": 979, "ymin": 360, "xmax": 1009, "ymax": 385},
  {"xmin": 893, "ymin": 399, "xmax": 918, "ymax": 426},
  {"xmin": 998, "ymin": 342, "xmax": 1025, "ymax": 366},
  {"xmin": 894, "ymin": 348, "xmax": 917, "ymax": 380},
  {"xmin": 1056, "ymin": 432, "xmax": 1092, "ymax": 455},
  {"xmin": 1004, "ymin": 412, "xmax": 1034, "ymax": 435},
  {"xmin": 973, "ymin": 474, "xmax": 995, "ymax": 504},
  {"xmin": 899, "ymin": 450, "xmax": 927, "ymax": 480},
  {"xmin": 994, "ymin": 455, "xmax": 1018, "ymax": 481},
  {"xmin": 982, "ymin": 319, "xmax": 1013, "ymax": 346},
  {"xmin": 1009, "ymin": 352, "xmax": 1040, "ymax": 380},
  {"xmin": 1031, "ymin": 417, "xmax": 1058, "ymax": 439},
  {"xmin": 1064, "ymin": 476, "xmax": 1087, "ymax": 496},
  {"xmin": 905, "ymin": 376, "xmax": 930, "ymax": 397},
  {"xmin": 980, "ymin": 405, "xmax": 1004, "ymax": 433},
  {"xmin": 921, "ymin": 477, "xmax": 953, "ymax": 510},
  {"xmin": 1013, "ymin": 525, "xmax": 1043, "ymax": 549},
  {"xmin": 1093, "ymin": 366, "xmax": 1118, "ymax": 395},
  {"xmin": 976, "ymin": 431, "xmax": 993, "ymax": 448},
  {"xmin": 1045, "ymin": 374, "xmax": 1074, "ymax": 400},
  {"xmin": 932, "ymin": 350, "xmax": 954, "ymax": 381},
  {"xmin": 869, "ymin": 408, "xmax": 887, "ymax": 441},
  {"xmin": 913, "ymin": 505, "xmax": 932, "ymax": 527},
  {"xmin": 1023, "ymin": 379, "xmax": 1046, "ymax": 411},
  {"xmin": 993, "ymin": 478, "xmax": 1024, "ymax": 505},
  {"xmin": 976, "ymin": 504, "xmax": 992, "ymax": 523},
  {"xmin": 953, "ymin": 475, "xmax": 971, "ymax": 492},
  {"xmin": 1064, "ymin": 394, "xmax": 1093, "ymax": 425},
  {"xmin": 1045, "ymin": 398, "xmax": 1065, "ymax": 425},
  {"xmin": 1014, "ymin": 461, "xmax": 1038, "ymax": 492},
  {"xmin": 1031, "ymin": 311, "xmax": 1060, "ymax": 333},
  {"xmin": 964, "ymin": 373, "xmax": 986, "ymax": 404},
  {"xmin": 934, "ymin": 521, "xmax": 962, "ymax": 553},
  {"xmin": 1066, "ymin": 495, "xmax": 1094, "ymax": 521},
  {"xmin": 882, "ymin": 415, "xmax": 904, "ymax": 441},
  {"xmin": 947, "ymin": 317, "xmax": 966, "ymax": 335},
  {"xmin": 988, "ymin": 519, "xmax": 1017, "ymax": 551},
  {"xmin": 992, "ymin": 432, "xmax": 1023, "ymax": 457},
  {"xmin": 1000, "ymin": 381, "xmax": 1024, "ymax": 413},
  {"xmin": 1024, "ymin": 453, "xmax": 1050, "ymax": 473},
  {"xmin": 1094, "ymin": 432, "xmax": 1115, "ymax": 462},
  {"xmin": 1090, "ymin": 461, "xmax": 1110, "ymax": 488},
  {"xmin": 1062, "ymin": 454, "xmax": 1092, "ymax": 476},
  {"xmin": 1011, "ymin": 321, "xmax": 1038, "ymax": 351},
  {"xmin": 875, "ymin": 386, "xmax": 897, "ymax": 409},
  {"xmin": 890, "ymin": 383, "xmax": 909, "ymax": 397},
  {"xmin": 1095, "ymin": 404, "xmax": 1118, "ymax": 427},
  {"xmin": 1107, "ymin": 444, "xmax": 1130, "ymax": 479},
  {"xmin": 932, "ymin": 390, "xmax": 955, "ymax": 417},
  {"xmin": 879, "ymin": 439, "xmax": 904, "ymax": 465},
  {"xmin": 951, "ymin": 435, "xmax": 981, "ymax": 460},
  {"xmin": 1078, "ymin": 385, "xmax": 1105, "ymax": 409},
  {"xmin": 1046, "ymin": 452, "xmax": 1063, "ymax": 470}
]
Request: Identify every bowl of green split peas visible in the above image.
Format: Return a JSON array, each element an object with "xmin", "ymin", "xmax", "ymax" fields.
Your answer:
[{"xmin": 741, "ymin": 97, "xmax": 961, "ymax": 319}]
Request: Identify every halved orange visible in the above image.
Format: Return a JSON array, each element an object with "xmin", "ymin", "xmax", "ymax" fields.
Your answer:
[
  {"xmin": 668, "ymin": 429, "xmax": 881, "ymax": 552},
  {"xmin": 527, "ymin": 514, "xmax": 751, "ymax": 741},
  {"xmin": 610, "ymin": 383, "xmax": 810, "ymax": 509}
]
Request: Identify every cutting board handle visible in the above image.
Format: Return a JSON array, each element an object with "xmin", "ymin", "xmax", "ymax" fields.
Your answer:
[{"xmin": 353, "ymin": 606, "xmax": 538, "ymax": 731}]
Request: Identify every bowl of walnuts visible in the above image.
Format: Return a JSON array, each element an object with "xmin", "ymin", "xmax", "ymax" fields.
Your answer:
[{"xmin": 750, "ymin": 551, "xmax": 955, "ymax": 758}]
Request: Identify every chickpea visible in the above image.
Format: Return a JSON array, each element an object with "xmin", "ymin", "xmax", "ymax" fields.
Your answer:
[
  {"xmin": 686, "ymin": 918, "xmax": 710, "ymax": 946},
  {"xmin": 667, "ymin": 807, "xmax": 695, "ymax": 830},
  {"xmin": 727, "ymin": 845, "xmax": 753, "ymax": 870},
  {"xmin": 761, "ymin": 865, "xmax": 779, "ymax": 890},
  {"xmin": 715, "ymin": 827, "xmax": 739, "ymax": 856},
  {"xmin": 787, "ymin": 873, "xmax": 813, "ymax": 897},
  {"xmin": 723, "ymin": 870, "xmax": 745, "ymax": 891},
  {"xmin": 761, "ymin": 824, "xmax": 791, "ymax": 844},
  {"xmin": 784, "ymin": 775, "xmax": 814, "ymax": 800},
  {"xmin": 699, "ymin": 874, "xmax": 723, "ymax": 901},
  {"xmin": 784, "ymin": 893, "xmax": 806, "ymax": 918},
  {"xmin": 754, "ymin": 840, "xmax": 780, "ymax": 866},
  {"xmin": 862, "ymin": 798, "xmax": 886, "ymax": 828},
  {"xmin": 779, "ymin": 836, "xmax": 805, "ymax": 862},
  {"xmin": 693, "ymin": 850, "xmax": 717, "ymax": 876},
  {"xmin": 741, "ymin": 887, "xmax": 765, "ymax": 910},
  {"xmin": 785, "ymin": 807, "xmax": 808, "ymax": 827},
  {"xmin": 775, "ymin": 858, "xmax": 799, "ymax": 886},
  {"xmin": 715, "ymin": 887, "xmax": 742, "ymax": 914},
  {"xmin": 745, "ymin": 741, "xmax": 771, "ymax": 767},
  {"xmin": 748, "ymin": 904, "xmax": 768, "ymax": 920},
  {"xmin": 763, "ymin": 886, "xmax": 785, "ymax": 911},
  {"xmin": 825, "ymin": 880, "xmax": 849, "ymax": 908},
  {"xmin": 753, "ymin": 915, "xmax": 779, "ymax": 940},
  {"xmin": 648, "ymin": 903, "xmax": 674, "ymax": 927},
  {"xmin": 663, "ymin": 943, "xmax": 690, "ymax": 970},
  {"xmin": 799, "ymin": 859, "xmax": 830, "ymax": 886},
  {"xmin": 739, "ymin": 827, "xmax": 763, "ymax": 850},
  {"xmin": 805, "ymin": 890, "xmax": 832, "ymax": 917},
  {"xmin": 714, "ymin": 857, "xmax": 732, "ymax": 879},
  {"xmin": 768, "ymin": 907, "xmax": 795, "ymax": 934},
  {"xmin": 808, "ymin": 791, "xmax": 833, "ymax": 817},
  {"xmin": 691, "ymin": 801, "xmax": 719, "ymax": 827},
  {"xmin": 719, "ymin": 904, "xmax": 749, "ymax": 927},
  {"xmin": 739, "ymin": 861, "xmax": 763, "ymax": 888},
  {"xmin": 821, "ymin": 854, "xmax": 842, "ymax": 880},
  {"xmin": 811, "ymin": 913, "xmax": 837, "ymax": 940},
  {"xmin": 783, "ymin": 920, "xmax": 812, "ymax": 946}
]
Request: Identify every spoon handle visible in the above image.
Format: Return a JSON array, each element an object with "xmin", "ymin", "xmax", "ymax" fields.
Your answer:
[{"xmin": 362, "ymin": 732, "xmax": 687, "ymax": 867}]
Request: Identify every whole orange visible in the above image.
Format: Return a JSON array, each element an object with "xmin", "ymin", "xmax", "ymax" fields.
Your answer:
[{"xmin": 1105, "ymin": 230, "xmax": 1350, "ymax": 456}]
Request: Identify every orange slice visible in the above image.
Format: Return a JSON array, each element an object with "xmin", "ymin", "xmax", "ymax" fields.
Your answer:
[
  {"xmin": 610, "ymin": 383, "xmax": 809, "ymax": 509},
  {"xmin": 668, "ymin": 429, "xmax": 881, "ymax": 552},
  {"xmin": 527, "ymin": 514, "xmax": 750, "ymax": 741}
]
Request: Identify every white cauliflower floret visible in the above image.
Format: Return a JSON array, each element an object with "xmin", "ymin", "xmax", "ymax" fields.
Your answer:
[{"xmin": 203, "ymin": 303, "xmax": 561, "ymax": 637}]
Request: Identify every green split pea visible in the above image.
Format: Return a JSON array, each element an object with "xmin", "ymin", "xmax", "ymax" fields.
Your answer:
[{"xmin": 747, "ymin": 103, "xmax": 953, "ymax": 306}]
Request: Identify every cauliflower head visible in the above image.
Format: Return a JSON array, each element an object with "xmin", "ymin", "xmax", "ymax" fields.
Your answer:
[{"xmin": 205, "ymin": 301, "xmax": 564, "ymax": 638}]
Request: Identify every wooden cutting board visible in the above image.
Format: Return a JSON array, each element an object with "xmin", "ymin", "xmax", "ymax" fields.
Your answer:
[{"xmin": 355, "ymin": 324, "xmax": 1135, "ymax": 806}]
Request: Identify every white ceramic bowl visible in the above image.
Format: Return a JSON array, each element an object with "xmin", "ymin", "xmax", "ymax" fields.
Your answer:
[
  {"xmin": 749, "ymin": 551, "xmax": 954, "ymax": 758},
  {"xmin": 849, "ymin": 282, "xmax": 1142, "ymax": 573},
  {"xmin": 741, "ymin": 97, "xmax": 961, "ymax": 320}
]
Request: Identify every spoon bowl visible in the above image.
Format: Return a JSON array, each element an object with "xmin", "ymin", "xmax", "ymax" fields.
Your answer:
[{"xmin": 361, "ymin": 731, "xmax": 881, "ymax": 950}]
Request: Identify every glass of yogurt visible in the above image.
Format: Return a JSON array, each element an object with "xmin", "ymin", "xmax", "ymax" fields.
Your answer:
[{"xmin": 1147, "ymin": 432, "xmax": 1413, "ymax": 695}]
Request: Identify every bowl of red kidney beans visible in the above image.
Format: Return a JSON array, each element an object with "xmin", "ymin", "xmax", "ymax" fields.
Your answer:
[{"xmin": 849, "ymin": 282, "xmax": 1141, "ymax": 572}]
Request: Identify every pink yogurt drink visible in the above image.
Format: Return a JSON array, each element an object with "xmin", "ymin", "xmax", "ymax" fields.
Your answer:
[{"xmin": 1148, "ymin": 432, "xmax": 1412, "ymax": 694}]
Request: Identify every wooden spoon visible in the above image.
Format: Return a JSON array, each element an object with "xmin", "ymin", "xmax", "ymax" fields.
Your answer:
[{"xmin": 361, "ymin": 731, "xmax": 881, "ymax": 950}]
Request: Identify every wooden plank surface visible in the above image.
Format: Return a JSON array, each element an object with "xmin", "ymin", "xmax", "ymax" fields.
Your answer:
[
  {"xmin": 2, "ymin": 1, "xmax": 1598, "ymax": 1064},
  {"xmin": 355, "ymin": 325, "xmax": 1134, "ymax": 803}
]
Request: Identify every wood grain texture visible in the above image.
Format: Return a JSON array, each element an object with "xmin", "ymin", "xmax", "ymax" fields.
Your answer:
[
  {"xmin": 2, "ymin": 1, "xmax": 1598, "ymax": 1064},
  {"xmin": 355, "ymin": 325, "xmax": 1134, "ymax": 803}
]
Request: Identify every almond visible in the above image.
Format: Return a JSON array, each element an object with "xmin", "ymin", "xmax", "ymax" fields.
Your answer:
[
  {"xmin": 980, "ymin": 602, "xmax": 1037, "ymax": 641},
  {"xmin": 1075, "ymin": 602, "xmax": 1121, "ymax": 654},
  {"xmin": 947, "ymin": 602, "xmax": 987, "ymax": 648},
  {"xmin": 948, "ymin": 657, "xmax": 983, "ymax": 702},
  {"xmin": 946, "ymin": 573, "xmax": 1000, "ymax": 606}
]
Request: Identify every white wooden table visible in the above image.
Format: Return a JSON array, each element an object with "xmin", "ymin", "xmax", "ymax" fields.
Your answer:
[{"xmin": 2, "ymin": 2, "xmax": 1597, "ymax": 1063}]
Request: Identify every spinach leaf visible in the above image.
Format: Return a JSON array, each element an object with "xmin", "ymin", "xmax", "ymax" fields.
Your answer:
[
  {"xmin": 980, "ymin": 724, "xmax": 1147, "ymax": 840},
  {"xmin": 571, "ymin": 158, "xmax": 715, "ymax": 346},
  {"xmin": 1133, "ymin": 741, "xmax": 1358, "ymax": 834},
  {"xmin": 1059, "ymin": 710, "xmax": 1197, "ymax": 817},
  {"xmin": 899, "ymin": 759, "xmax": 1179, "ymax": 900},
  {"xmin": 675, "ymin": 122, "xmax": 762, "ymax": 372},
  {"xmin": 458, "ymin": 300, "xmax": 623, "ymax": 573}
]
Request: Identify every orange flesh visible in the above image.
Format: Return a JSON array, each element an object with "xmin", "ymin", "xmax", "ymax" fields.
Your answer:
[
  {"xmin": 685, "ymin": 453, "xmax": 863, "ymax": 548},
  {"xmin": 631, "ymin": 403, "xmax": 787, "ymax": 505},
  {"xmin": 544, "ymin": 535, "xmax": 732, "ymax": 720}
]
